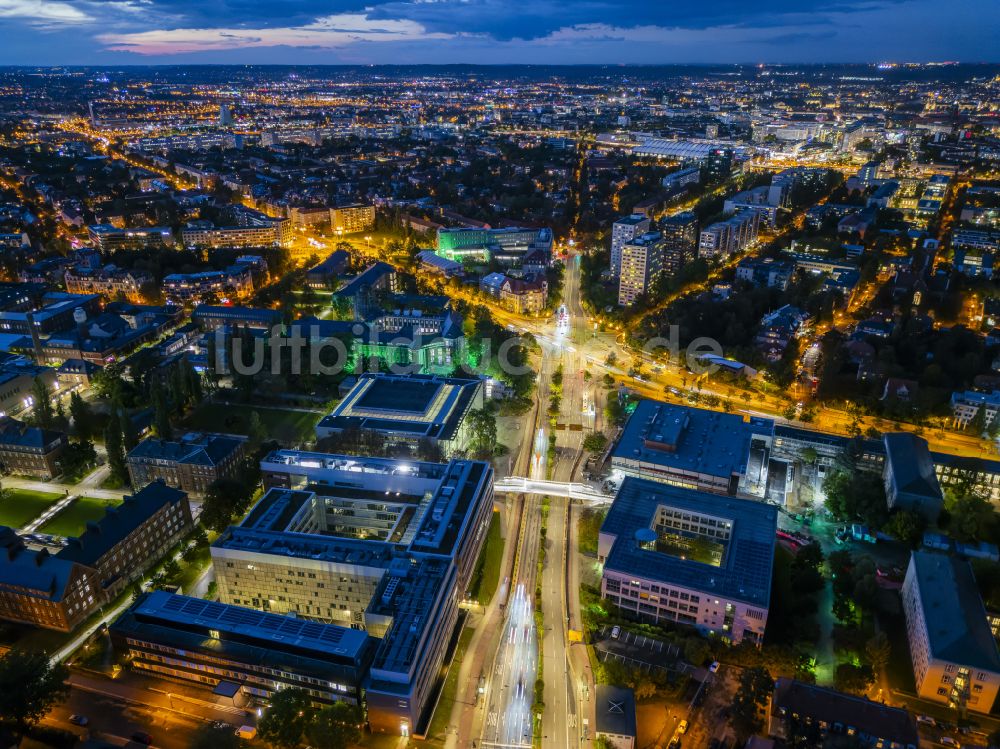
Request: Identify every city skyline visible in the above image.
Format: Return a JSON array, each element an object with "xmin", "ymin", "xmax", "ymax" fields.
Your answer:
[{"xmin": 0, "ymin": 0, "xmax": 997, "ymax": 65}]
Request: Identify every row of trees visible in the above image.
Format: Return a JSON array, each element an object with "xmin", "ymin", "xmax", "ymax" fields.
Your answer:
[{"xmin": 256, "ymin": 688, "xmax": 362, "ymax": 749}]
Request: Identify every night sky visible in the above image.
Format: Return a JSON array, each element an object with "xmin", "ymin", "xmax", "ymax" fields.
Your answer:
[{"xmin": 0, "ymin": 0, "xmax": 996, "ymax": 65}]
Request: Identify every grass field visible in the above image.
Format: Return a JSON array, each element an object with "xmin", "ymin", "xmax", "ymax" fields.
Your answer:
[
  {"xmin": 39, "ymin": 496, "xmax": 122, "ymax": 537},
  {"xmin": 184, "ymin": 402, "xmax": 323, "ymax": 444},
  {"xmin": 468, "ymin": 511, "xmax": 504, "ymax": 605},
  {"xmin": 0, "ymin": 488, "xmax": 64, "ymax": 530},
  {"xmin": 425, "ymin": 624, "xmax": 476, "ymax": 743}
]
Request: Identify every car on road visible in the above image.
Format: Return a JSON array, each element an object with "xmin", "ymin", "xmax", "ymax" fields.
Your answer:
[
  {"xmin": 68, "ymin": 715, "xmax": 88, "ymax": 726},
  {"xmin": 708, "ymin": 661, "xmax": 720, "ymax": 673},
  {"xmin": 678, "ymin": 720, "xmax": 689, "ymax": 735},
  {"xmin": 611, "ymin": 625, "xmax": 621, "ymax": 640},
  {"xmin": 131, "ymin": 731, "xmax": 154, "ymax": 745}
]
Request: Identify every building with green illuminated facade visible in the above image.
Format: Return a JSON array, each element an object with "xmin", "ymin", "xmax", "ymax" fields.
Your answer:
[{"xmin": 436, "ymin": 226, "xmax": 553, "ymax": 264}]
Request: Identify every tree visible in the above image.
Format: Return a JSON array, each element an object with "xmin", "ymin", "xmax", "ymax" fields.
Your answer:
[
  {"xmin": 834, "ymin": 662, "xmax": 875, "ymax": 695},
  {"xmin": 185, "ymin": 358, "xmax": 204, "ymax": 404},
  {"xmin": 189, "ymin": 723, "xmax": 243, "ymax": 749},
  {"xmin": 467, "ymin": 407, "xmax": 498, "ymax": 458},
  {"xmin": 731, "ymin": 666, "xmax": 773, "ymax": 739},
  {"xmin": 583, "ymin": 431, "xmax": 608, "ymax": 454},
  {"xmin": 31, "ymin": 377, "xmax": 53, "ymax": 428},
  {"xmin": 944, "ymin": 487, "xmax": 995, "ymax": 543},
  {"xmin": 683, "ymin": 637, "xmax": 711, "ymax": 667},
  {"xmin": 104, "ymin": 418, "xmax": 130, "ymax": 488},
  {"xmin": 865, "ymin": 632, "xmax": 891, "ymax": 679},
  {"xmin": 822, "ymin": 469, "xmax": 889, "ymax": 529},
  {"xmin": 0, "ymin": 649, "xmax": 70, "ymax": 733},
  {"xmin": 68, "ymin": 392, "xmax": 94, "ymax": 441},
  {"xmin": 303, "ymin": 702, "xmax": 362, "ymax": 749},
  {"xmin": 201, "ymin": 477, "xmax": 254, "ymax": 532},
  {"xmin": 119, "ymin": 406, "xmax": 139, "ymax": 451},
  {"xmin": 257, "ymin": 687, "xmax": 313, "ymax": 749},
  {"xmin": 886, "ymin": 509, "xmax": 926, "ymax": 548},
  {"xmin": 151, "ymin": 380, "xmax": 172, "ymax": 440},
  {"xmin": 247, "ymin": 411, "xmax": 267, "ymax": 450}
]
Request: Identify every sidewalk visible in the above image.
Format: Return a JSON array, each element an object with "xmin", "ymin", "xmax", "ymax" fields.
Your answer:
[
  {"xmin": 443, "ymin": 500, "xmax": 516, "ymax": 749},
  {"xmin": 69, "ymin": 670, "xmax": 255, "ymax": 724}
]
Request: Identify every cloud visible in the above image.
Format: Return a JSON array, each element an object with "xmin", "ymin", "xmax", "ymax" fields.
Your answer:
[
  {"xmin": 0, "ymin": 0, "xmax": 94, "ymax": 24},
  {"xmin": 97, "ymin": 11, "xmax": 447, "ymax": 54}
]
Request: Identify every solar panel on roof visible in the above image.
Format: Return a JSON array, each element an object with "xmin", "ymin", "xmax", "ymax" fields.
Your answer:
[
  {"xmin": 163, "ymin": 596, "xmax": 185, "ymax": 611},
  {"xmin": 320, "ymin": 628, "xmax": 344, "ymax": 644}
]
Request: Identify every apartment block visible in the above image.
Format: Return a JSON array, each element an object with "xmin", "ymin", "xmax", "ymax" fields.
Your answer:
[{"xmin": 902, "ymin": 552, "xmax": 1000, "ymax": 714}]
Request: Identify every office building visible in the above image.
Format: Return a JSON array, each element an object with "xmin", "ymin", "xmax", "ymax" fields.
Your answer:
[
  {"xmin": 316, "ymin": 373, "xmax": 483, "ymax": 454},
  {"xmin": 0, "ymin": 417, "xmax": 68, "ymax": 479},
  {"xmin": 611, "ymin": 399, "xmax": 774, "ymax": 496},
  {"xmin": 768, "ymin": 679, "xmax": 918, "ymax": 749},
  {"xmin": 902, "ymin": 552, "xmax": 1000, "ymax": 714},
  {"xmin": 0, "ymin": 292, "xmax": 101, "ymax": 336},
  {"xmin": 57, "ymin": 481, "xmax": 193, "ymax": 598},
  {"xmin": 594, "ymin": 685, "xmax": 637, "ymax": 749},
  {"xmin": 480, "ymin": 272, "xmax": 548, "ymax": 314},
  {"xmin": 598, "ymin": 477, "xmax": 777, "ymax": 645},
  {"xmin": 306, "ymin": 250, "xmax": 350, "ymax": 289},
  {"xmin": 127, "ymin": 432, "xmax": 247, "ymax": 497},
  {"xmin": 347, "ymin": 307, "xmax": 465, "ymax": 375},
  {"xmin": 882, "ymin": 433, "xmax": 944, "ymax": 521},
  {"xmin": 610, "ymin": 215, "xmax": 651, "ymax": 277},
  {"xmin": 436, "ymin": 227, "xmax": 552, "ymax": 265},
  {"xmin": 951, "ymin": 390, "xmax": 1000, "ymax": 430},
  {"xmin": 191, "ymin": 305, "xmax": 282, "ymax": 331},
  {"xmin": 703, "ymin": 148, "xmax": 733, "ymax": 182},
  {"xmin": 617, "ymin": 231, "xmax": 664, "ymax": 306},
  {"xmin": 0, "ymin": 527, "xmax": 102, "ymax": 632},
  {"xmin": 0, "ymin": 361, "xmax": 59, "ymax": 420},
  {"xmin": 211, "ymin": 454, "xmax": 494, "ymax": 735},
  {"xmin": 661, "ymin": 167, "xmax": 701, "ymax": 192},
  {"xmin": 111, "ymin": 590, "xmax": 373, "ymax": 708},
  {"xmin": 332, "ymin": 262, "xmax": 400, "ymax": 320},
  {"xmin": 736, "ymin": 258, "xmax": 794, "ymax": 290}
]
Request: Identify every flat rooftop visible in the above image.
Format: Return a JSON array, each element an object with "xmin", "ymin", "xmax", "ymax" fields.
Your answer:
[
  {"xmin": 910, "ymin": 551, "xmax": 1000, "ymax": 673},
  {"xmin": 318, "ymin": 373, "xmax": 480, "ymax": 442},
  {"xmin": 132, "ymin": 589, "xmax": 370, "ymax": 660},
  {"xmin": 601, "ymin": 477, "xmax": 777, "ymax": 607},
  {"xmin": 612, "ymin": 400, "xmax": 773, "ymax": 482}
]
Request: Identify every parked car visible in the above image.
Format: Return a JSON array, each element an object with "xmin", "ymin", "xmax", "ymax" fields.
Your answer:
[
  {"xmin": 611, "ymin": 625, "xmax": 621, "ymax": 640},
  {"xmin": 940, "ymin": 737, "xmax": 960, "ymax": 748},
  {"xmin": 916, "ymin": 715, "xmax": 936, "ymax": 727},
  {"xmin": 677, "ymin": 720, "xmax": 689, "ymax": 735},
  {"xmin": 708, "ymin": 661, "xmax": 720, "ymax": 673},
  {"xmin": 131, "ymin": 731, "xmax": 154, "ymax": 745},
  {"xmin": 68, "ymin": 715, "xmax": 88, "ymax": 726}
]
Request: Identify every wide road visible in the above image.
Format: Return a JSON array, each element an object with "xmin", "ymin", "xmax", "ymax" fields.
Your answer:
[
  {"xmin": 539, "ymin": 254, "xmax": 593, "ymax": 749},
  {"xmin": 481, "ymin": 490, "xmax": 543, "ymax": 748}
]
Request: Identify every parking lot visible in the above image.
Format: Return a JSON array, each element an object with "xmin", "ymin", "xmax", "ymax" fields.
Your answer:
[{"xmin": 594, "ymin": 625, "xmax": 694, "ymax": 676}]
